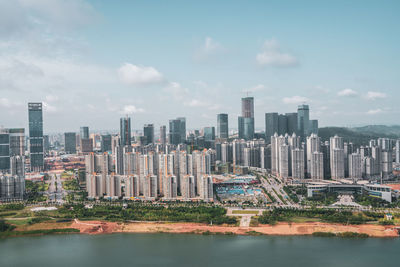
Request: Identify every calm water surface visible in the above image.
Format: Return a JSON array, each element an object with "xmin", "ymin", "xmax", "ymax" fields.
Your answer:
[{"xmin": 0, "ymin": 233, "xmax": 399, "ymax": 267}]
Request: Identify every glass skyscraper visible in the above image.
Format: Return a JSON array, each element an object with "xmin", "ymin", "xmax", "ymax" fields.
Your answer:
[
  {"xmin": 64, "ymin": 132, "xmax": 77, "ymax": 154},
  {"xmin": 217, "ymin": 113, "xmax": 228, "ymax": 139},
  {"xmin": 143, "ymin": 124, "xmax": 154, "ymax": 145},
  {"xmin": 238, "ymin": 97, "xmax": 254, "ymax": 140},
  {"xmin": 28, "ymin": 102, "xmax": 44, "ymax": 172},
  {"xmin": 297, "ymin": 104, "xmax": 310, "ymax": 138},
  {"xmin": 120, "ymin": 117, "xmax": 131, "ymax": 146}
]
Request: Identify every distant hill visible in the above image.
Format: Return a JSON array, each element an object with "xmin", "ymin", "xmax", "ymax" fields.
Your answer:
[{"xmin": 318, "ymin": 125, "xmax": 400, "ymax": 146}]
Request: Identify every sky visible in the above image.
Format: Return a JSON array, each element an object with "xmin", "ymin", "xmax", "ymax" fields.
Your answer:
[{"xmin": 0, "ymin": 0, "xmax": 399, "ymax": 133}]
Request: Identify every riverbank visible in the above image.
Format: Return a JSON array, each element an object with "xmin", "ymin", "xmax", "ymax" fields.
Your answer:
[{"xmin": 69, "ymin": 219, "xmax": 399, "ymax": 238}]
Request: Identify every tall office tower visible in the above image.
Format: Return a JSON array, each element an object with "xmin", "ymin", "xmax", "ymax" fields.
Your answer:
[
  {"xmin": 331, "ymin": 148, "xmax": 345, "ymax": 180},
  {"xmin": 177, "ymin": 117, "xmax": 186, "ymax": 143},
  {"xmin": 203, "ymin": 127, "xmax": 215, "ymax": 141},
  {"xmin": 297, "ymin": 104, "xmax": 310, "ymax": 138},
  {"xmin": 143, "ymin": 175, "xmax": 157, "ymax": 198},
  {"xmin": 286, "ymin": 113, "xmax": 298, "ymax": 135},
  {"xmin": 396, "ymin": 140, "xmax": 400, "ymax": 164},
  {"xmin": 101, "ymin": 134, "xmax": 112, "ymax": 152},
  {"xmin": 181, "ymin": 175, "xmax": 195, "ymax": 199},
  {"xmin": 120, "ymin": 116, "xmax": 131, "ymax": 146},
  {"xmin": 159, "ymin": 125, "xmax": 167, "ymax": 145},
  {"xmin": 217, "ymin": 113, "xmax": 229, "ymax": 139},
  {"xmin": 321, "ymin": 141, "xmax": 331, "ymax": 178},
  {"xmin": 265, "ymin": 113, "xmax": 278, "ymax": 143},
  {"xmin": 200, "ymin": 175, "xmax": 213, "ymax": 201},
  {"xmin": 28, "ymin": 102, "xmax": 44, "ymax": 172},
  {"xmin": 165, "ymin": 175, "xmax": 177, "ymax": 199},
  {"xmin": 277, "ymin": 114, "xmax": 288, "ymax": 136},
  {"xmin": 344, "ymin": 142, "xmax": 354, "ymax": 177},
  {"xmin": 238, "ymin": 117, "xmax": 255, "ymax": 140},
  {"xmin": 43, "ymin": 135, "xmax": 49, "ymax": 154},
  {"xmin": 310, "ymin": 152, "xmax": 324, "ymax": 181},
  {"xmin": 309, "ymin": 120, "xmax": 319, "ymax": 135},
  {"xmin": 64, "ymin": 132, "xmax": 77, "ymax": 154},
  {"xmin": 381, "ymin": 151, "xmax": 393, "ymax": 179},
  {"xmin": 238, "ymin": 97, "xmax": 255, "ymax": 140},
  {"xmin": 143, "ymin": 124, "xmax": 154, "ymax": 145},
  {"xmin": 169, "ymin": 119, "xmax": 182, "ymax": 145},
  {"xmin": 371, "ymin": 146, "xmax": 381, "ymax": 176},
  {"xmin": 9, "ymin": 128, "xmax": 25, "ymax": 156},
  {"xmin": 306, "ymin": 134, "xmax": 321, "ymax": 176},
  {"xmin": 292, "ymin": 148, "xmax": 305, "ymax": 180},
  {"xmin": 81, "ymin": 138, "xmax": 93, "ymax": 153},
  {"xmin": 349, "ymin": 153, "xmax": 362, "ymax": 180},
  {"xmin": 0, "ymin": 129, "xmax": 10, "ymax": 172},
  {"xmin": 278, "ymin": 144, "xmax": 289, "ymax": 179},
  {"xmin": 80, "ymin": 126, "xmax": 89, "ymax": 139},
  {"xmin": 125, "ymin": 175, "xmax": 139, "ymax": 198}
]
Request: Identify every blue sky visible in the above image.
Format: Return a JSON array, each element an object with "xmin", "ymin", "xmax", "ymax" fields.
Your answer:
[{"xmin": 0, "ymin": 0, "xmax": 399, "ymax": 132}]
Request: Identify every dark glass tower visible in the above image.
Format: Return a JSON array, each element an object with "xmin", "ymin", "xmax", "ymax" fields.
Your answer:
[
  {"xmin": 0, "ymin": 129, "xmax": 10, "ymax": 172},
  {"xmin": 120, "ymin": 116, "xmax": 131, "ymax": 146},
  {"xmin": 64, "ymin": 132, "xmax": 77, "ymax": 154},
  {"xmin": 265, "ymin": 113, "xmax": 278, "ymax": 143},
  {"xmin": 80, "ymin": 126, "xmax": 89, "ymax": 139},
  {"xmin": 169, "ymin": 119, "xmax": 181, "ymax": 145},
  {"xmin": 297, "ymin": 104, "xmax": 310, "ymax": 138},
  {"xmin": 143, "ymin": 124, "xmax": 154, "ymax": 145},
  {"xmin": 238, "ymin": 97, "xmax": 254, "ymax": 140},
  {"xmin": 217, "ymin": 113, "xmax": 228, "ymax": 139},
  {"xmin": 28, "ymin": 102, "xmax": 44, "ymax": 172}
]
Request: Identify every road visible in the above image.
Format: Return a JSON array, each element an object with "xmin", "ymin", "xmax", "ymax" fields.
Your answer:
[{"xmin": 46, "ymin": 174, "xmax": 67, "ymax": 204}]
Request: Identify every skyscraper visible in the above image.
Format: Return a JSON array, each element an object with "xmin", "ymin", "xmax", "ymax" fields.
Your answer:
[
  {"xmin": 309, "ymin": 119, "xmax": 319, "ymax": 135},
  {"xmin": 169, "ymin": 118, "xmax": 186, "ymax": 145},
  {"xmin": 28, "ymin": 102, "xmax": 44, "ymax": 172},
  {"xmin": 101, "ymin": 134, "xmax": 112, "ymax": 152},
  {"xmin": 0, "ymin": 129, "xmax": 10, "ymax": 172},
  {"xmin": 120, "ymin": 116, "xmax": 131, "ymax": 146},
  {"xmin": 265, "ymin": 113, "xmax": 278, "ymax": 143},
  {"xmin": 64, "ymin": 132, "xmax": 77, "ymax": 154},
  {"xmin": 80, "ymin": 126, "xmax": 89, "ymax": 139},
  {"xmin": 143, "ymin": 124, "xmax": 154, "ymax": 145},
  {"xmin": 9, "ymin": 128, "xmax": 25, "ymax": 157},
  {"xmin": 238, "ymin": 97, "xmax": 254, "ymax": 140},
  {"xmin": 217, "ymin": 113, "xmax": 229, "ymax": 139},
  {"xmin": 160, "ymin": 125, "xmax": 166, "ymax": 145},
  {"xmin": 297, "ymin": 104, "xmax": 310, "ymax": 138},
  {"xmin": 286, "ymin": 113, "xmax": 298, "ymax": 135}
]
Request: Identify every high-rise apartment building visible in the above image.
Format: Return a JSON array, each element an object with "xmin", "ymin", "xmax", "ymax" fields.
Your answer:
[
  {"xmin": 159, "ymin": 125, "xmax": 167, "ymax": 145},
  {"xmin": 28, "ymin": 102, "xmax": 44, "ymax": 172}
]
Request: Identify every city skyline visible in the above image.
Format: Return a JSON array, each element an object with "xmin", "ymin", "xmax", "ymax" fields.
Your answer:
[{"xmin": 1, "ymin": 0, "xmax": 399, "ymax": 132}]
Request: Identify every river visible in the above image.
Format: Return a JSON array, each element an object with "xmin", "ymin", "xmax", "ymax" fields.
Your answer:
[{"xmin": 0, "ymin": 234, "xmax": 398, "ymax": 266}]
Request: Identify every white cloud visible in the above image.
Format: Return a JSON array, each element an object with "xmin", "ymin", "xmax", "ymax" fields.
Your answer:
[
  {"xmin": 256, "ymin": 39, "xmax": 298, "ymax": 67},
  {"xmin": 120, "ymin": 105, "xmax": 145, "ymax": 115},
  {"xmin": 282, "ymin": 96, "xmax": 310, "ymax": 104},
  {"xmin": 164, "ymin": 82, "xmax": 189, "ymax": 101},
  {"xmin": 43, "ymin": 101, "xmax": 57, "ymax": 113},
  {"xmin": 0, "ymin": 98, "xmax": 12, "ymax": 108},
  {"xmin": 338, "ymin": 88, "xmax": 358, "ymax": 97},
  {"xmin": 118, "ymin": 63, "xmax": 164, "ymax": 86},
  {"xmin": 365, "ymin": 91, "xmax": 387, "ymax": 100},
  {"xmin": 366, "ymin": 108, "xmax": 383, "ymax": 115},
  {"xmin": 203, "ymin": 37, "xmax": 222, "ymax": 54},
  {"xmin": 184, "ymin": 99, "xmax": 208, "ymax": 107},
  {"xmin": 243, "ymin": 84, "xmax": 265, "ymax": 93}
]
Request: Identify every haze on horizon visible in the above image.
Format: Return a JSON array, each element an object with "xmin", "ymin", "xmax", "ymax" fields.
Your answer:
[{"xmin": 0, "ymin": 0, "xmax": 399, "ymax": 132}]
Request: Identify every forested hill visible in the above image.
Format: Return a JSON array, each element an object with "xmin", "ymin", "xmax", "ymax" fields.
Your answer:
[{"xmin": 318, "ymin": 125, "xmax": 400, "ymax": 146}]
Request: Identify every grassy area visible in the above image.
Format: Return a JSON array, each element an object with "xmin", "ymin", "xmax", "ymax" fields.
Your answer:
[
  {"xmin": 61, "ymin": 171, "xmax": 74, "ymax": 179},
  {"xmin": 261, "ymin": 188, "xmax": 276, "ymax": 203},
  {"xmin": 257, "ymin": 208, "xmax": 383, "ymax": 225},
  {"xmin": 232, "ymin": 210, "xmax": 259, "ymax": 215},
  {"xmin": 62, "ymin": 179, "xmax": 80, "ymax": 191}
]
